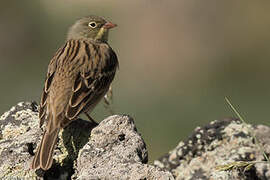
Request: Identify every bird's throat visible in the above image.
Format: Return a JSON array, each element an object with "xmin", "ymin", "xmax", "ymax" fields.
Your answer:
[{"xmin": 95, "ymin": 28, "xmax": 108, "ymax": 42}]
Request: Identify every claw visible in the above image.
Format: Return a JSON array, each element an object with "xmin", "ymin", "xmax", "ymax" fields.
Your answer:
[{"xmin": 103, "ymin": 85, "xmax": 114, "ymax": 115}]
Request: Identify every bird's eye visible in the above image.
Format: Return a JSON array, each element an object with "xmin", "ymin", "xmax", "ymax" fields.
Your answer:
[{"xmin": 88, "ymin": 22, "xmax": 97, "ymax": 28}]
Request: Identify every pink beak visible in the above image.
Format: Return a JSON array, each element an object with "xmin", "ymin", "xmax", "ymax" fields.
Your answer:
[{"xmin": 103, "ymin": 22, "xmax": 117, "ymax": 29}]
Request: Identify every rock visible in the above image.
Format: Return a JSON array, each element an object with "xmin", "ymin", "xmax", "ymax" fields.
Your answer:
[
  {"xmin": 154, "ymin": 118, "xmax": 270, "ymax": 180},
  {"xmin": 73, "ymin": 115, "xmax": 173, "ymax": 180},
  {"xmin": 0, "ymin": 102, "xmax": 173, "ymax": 180},
  {"xmin": 0, "ymin": 102, "xmax": 40, "ymax": 179},
  {"xmin": 4, "ymin": 102, "xmax": 270, "ymax": 180}
]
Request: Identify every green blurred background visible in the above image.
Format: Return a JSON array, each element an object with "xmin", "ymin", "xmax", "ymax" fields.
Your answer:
[{"xmin": 1, "ymin": 1, "xmax": 270, "ymax": 162}]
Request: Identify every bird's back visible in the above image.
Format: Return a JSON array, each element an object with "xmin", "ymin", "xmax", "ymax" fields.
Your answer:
[{"xmin": 41, "ymin": 39, "xmax": 118, "ymax": 128}]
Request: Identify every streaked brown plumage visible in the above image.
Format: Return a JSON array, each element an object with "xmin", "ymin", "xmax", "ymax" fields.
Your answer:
[{"xmin": 31, "ymin": 15, "xmax": 118, "ymax": 170}]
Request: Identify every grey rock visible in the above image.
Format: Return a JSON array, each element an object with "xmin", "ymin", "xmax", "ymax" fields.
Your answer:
[
  {"xmin": 0, "ymin": 102, "xmax": 173, "ymax": 180},
  {"xmin": 4, "ymin": 101, "xmax": 270, "ymax": 180},
  {"xmin": 155, "ymin": 118, "xmax": 270, "ymax": 180},
  {"xmin": 73, "ymin": 115, "xmax": 173, "ymax": 180},
  {"xmin": 0, "ymin": 102, "xmax": 40, "ymax": 179}
]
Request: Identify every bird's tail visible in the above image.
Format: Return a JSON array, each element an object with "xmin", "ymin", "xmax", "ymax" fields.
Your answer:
[{"xmin": 31, "ymin": 122, "xmax": 60, "ymax": 170}]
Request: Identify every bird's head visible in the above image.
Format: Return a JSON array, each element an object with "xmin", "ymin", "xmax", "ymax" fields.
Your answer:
[{"xmin": 67, "ymin": 15, "xmax": 117, "ymax": 43}]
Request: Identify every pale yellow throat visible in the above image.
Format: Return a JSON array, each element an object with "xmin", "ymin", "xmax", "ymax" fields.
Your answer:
[{"xmin": 94, "ymin": 27, "xmax": 109, "ymax": 42}]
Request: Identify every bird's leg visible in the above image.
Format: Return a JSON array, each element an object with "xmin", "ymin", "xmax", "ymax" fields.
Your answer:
[
  {"xmin": 84, "ymin": 112, "xmax": 98, "ymax": 126},
  {"xmin": 103, "ymin": 85, "xmax": 115, "ymax": 115}
]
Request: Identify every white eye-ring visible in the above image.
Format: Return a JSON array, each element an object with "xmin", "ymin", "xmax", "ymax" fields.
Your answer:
[{"xmin": 88, "ymin": 21, "xmax": 97, "ymax": 28}]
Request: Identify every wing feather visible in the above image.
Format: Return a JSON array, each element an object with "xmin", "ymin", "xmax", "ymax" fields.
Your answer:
[
  {"xmin": 39, "ymin": 43, "xmax": 67, "ymax": 127},
  {"xmin": 65, "ymin": 44, "xmax": 118, "ymax": 120}
]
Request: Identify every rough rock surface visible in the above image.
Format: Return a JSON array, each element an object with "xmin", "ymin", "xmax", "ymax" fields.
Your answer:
[
  {"xmin": 0, "ymin": 101, "xmax": 39, "ymax": 179},
  {"xmin": 73, "ymin": 115, "xmax": 173, "ymax": 180},
  {"xmin": 2, "ymin": 102, "xmax": 270, "ymax": 180},
  {"xmin": 154, "ymin": 118, "xmax": 270, "ymax": 180},
  {"xmin": 0, "ymin": 102, "xmax": 173, "ymax": 180}
]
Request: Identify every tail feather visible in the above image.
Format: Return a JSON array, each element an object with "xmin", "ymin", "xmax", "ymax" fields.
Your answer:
[{"xmin": 31, "ymin": 127, "xmax": 59, "ymax": 170}]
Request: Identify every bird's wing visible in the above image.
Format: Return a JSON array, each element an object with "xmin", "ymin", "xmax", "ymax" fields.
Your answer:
[
  {"xmin": 39, "ymin": 43, "xmax": 68, "ymax": 127},
  {"xmin": 65, "ymin": 44, "xmax": 118, "ymax": 122}
]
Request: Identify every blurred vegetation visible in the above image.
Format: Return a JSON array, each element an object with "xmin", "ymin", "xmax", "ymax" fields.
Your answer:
[{"xmin": 1, "ymin": 0, "xmax": 270, "ymax": 162}]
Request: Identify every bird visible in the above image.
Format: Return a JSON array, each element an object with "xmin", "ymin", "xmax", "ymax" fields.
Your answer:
[{"xmin": 31, "ymin": 15, "xmax": 118, "ymax": 170}]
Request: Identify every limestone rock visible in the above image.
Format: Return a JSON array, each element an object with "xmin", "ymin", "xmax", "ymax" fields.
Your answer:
[
  {"xmin": 0, "ymin": 102, "xmax": 40, "ymax": 179},
  {"xmin": 0, "ymin": 102, "xmax": 173, "ymax": 180},
  {"xmin": 73, "ymin": 115, "xmax": 173, "ymax": 180},
  {"xmin": 155, "ymin": 118, "xmax": 270, "ymax": 180}
]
